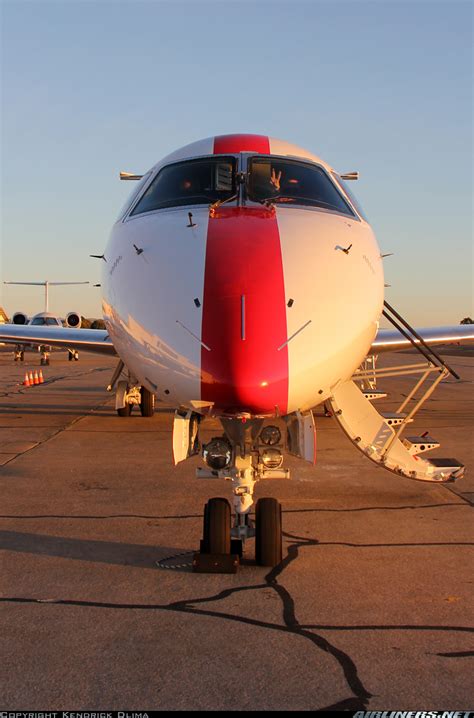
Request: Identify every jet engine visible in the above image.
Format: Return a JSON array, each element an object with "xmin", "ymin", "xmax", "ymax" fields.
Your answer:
[
  {"xmin": 12, "ymin": 312, "xmax": 29, "ymax": 325},
  {"xmin": 65, "ymin": 312, "xmax": 82, "ymax": 328}
]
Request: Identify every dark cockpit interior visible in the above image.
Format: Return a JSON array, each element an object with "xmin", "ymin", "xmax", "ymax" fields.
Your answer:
[{"xmin": 129, "ymin": 155, "xmax": 358, "ymax": 218}]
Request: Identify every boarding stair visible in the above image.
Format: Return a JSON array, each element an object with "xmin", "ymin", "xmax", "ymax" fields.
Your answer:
[
  {"xmin": 363, "ymin": 389, "xmax": 387, "ymax": 401},
  {"xmin": 327, "ymin": 302, "xmax": 464, "ymax": 483}
]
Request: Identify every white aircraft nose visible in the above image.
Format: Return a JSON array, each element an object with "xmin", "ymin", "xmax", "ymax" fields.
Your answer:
[{"xmin": 105, "ymin": 200, "xmax": 382, "ymax": 416}]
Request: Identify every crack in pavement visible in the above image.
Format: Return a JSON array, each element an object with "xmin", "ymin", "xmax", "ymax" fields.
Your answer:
[
  {"xmin": 1, "ymin": 538, "xmax": 374, "ymax": 711},
  {"xmin": 1, "ymin": 365, "xmax": 110, "ymax": 396},
  {"xmin": 0, "ymin": 397, "xmax": 114, "ymax": 468},
  {"xmin": 434, "ymin": 650, "xmax": 474, "ymax": 658},
  {"xmin": 1, "ymin": 363, "xmax": 471, "ymax": 708},
  {"xmin": 4, "ymin": 526, "xmax": 472, "ymax": 708},
  {"xmin": 0, "ymin": 502, "xmax": 468, "ymax": 520}
]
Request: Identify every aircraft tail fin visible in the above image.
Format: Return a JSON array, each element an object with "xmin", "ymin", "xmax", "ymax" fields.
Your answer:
[{"xmin": 4, "ymin": 280, "xmax": 89, "ymax": 312}]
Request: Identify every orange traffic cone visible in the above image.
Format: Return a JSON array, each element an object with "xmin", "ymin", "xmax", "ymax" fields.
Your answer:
[
  {"xmin": 33, "ymin": 370, "xmax": 39, "ymax": 385},
  {"xmin": 38, "ymin": 369, "xmax": 44, "ymax": 384},
  {"xmin": 29, "ymin": 371, "xmax": 34, "ymax": 386},
  {"xmin": 23, "ymin": 372, "xmax": 30, "ymax": 387}
]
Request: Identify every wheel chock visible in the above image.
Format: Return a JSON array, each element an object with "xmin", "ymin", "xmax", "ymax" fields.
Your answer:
[
  {"xmin": 192, "ymin": 552, "xmax": 239, "ymax": 574},
  {"xmin": 231, "ymin": 539, "xmax": 243, "ymax": 557}
]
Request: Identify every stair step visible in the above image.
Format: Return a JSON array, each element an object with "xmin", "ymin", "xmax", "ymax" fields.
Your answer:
[
  {"xmin": 328, "ymin": 379, "xmax": 466, "ymax": 483},
  {"xmin": 425, "ymin": 458, "xmax": 465, "ymax": 481},
  {"xmin": 402, "ymin": 435, "xmax": 440, "ymax": 455},
  {"xmin": 381, "ymin": 412, "xmax": 413, "ymax": 426},
  {"xmin": 363, "ymin": 390, "xmax": 387, "ymax": 400}
]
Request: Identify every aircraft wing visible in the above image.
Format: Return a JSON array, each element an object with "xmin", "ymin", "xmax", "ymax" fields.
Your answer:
[
  {"xmin": 371, "ymin": 324, "xmax": 474, "ymax": 354},
  {"xmin": 2, "ymin": 321, "xmax": 472, "ymax": 359},
  {"xmin": 0, "ymin": 324, "xmax": 116, "ymax": 356}
]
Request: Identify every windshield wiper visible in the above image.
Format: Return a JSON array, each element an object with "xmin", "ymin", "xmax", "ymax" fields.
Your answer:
[
  {"xmin": 209, "ymin": 193, "xmax": 239, "ymax": 215},
  {"xmin": 250, "ymin": 194, "xmax": 295, "ymax": 207},
  {"xmin": 250, "ymin": 195, "xmax": 343, "ymax": 212}
]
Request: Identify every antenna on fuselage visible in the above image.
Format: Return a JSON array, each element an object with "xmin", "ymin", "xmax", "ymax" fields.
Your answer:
[
  {"xmin": 340, "ymin": 172, "xmax": 359, "ymax": 180},
  {"xmin": 120, "ymin": 172, "xmax": 143, "ymax": 181},
  {"xmin": 3, "ymin": 280, "xmax": 90, "ymax": 313}
]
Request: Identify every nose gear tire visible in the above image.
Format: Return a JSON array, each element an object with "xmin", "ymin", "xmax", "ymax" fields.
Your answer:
[
  {"xmin": 255, "ymin": 498, "xmax": 282, "ymax": 567},
  {"xmin": 202, "ymin": 498, "xmax": 231, "ymax": 555}
]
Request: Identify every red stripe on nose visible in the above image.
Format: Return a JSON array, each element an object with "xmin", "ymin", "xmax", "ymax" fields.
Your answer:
[
  {"xmin": 201, "ymin": 207, "xmax": 288, "ymax": 415},
  {"xmin": 213, "ymin": 134, "xmax": 270, "ymax": 155}
]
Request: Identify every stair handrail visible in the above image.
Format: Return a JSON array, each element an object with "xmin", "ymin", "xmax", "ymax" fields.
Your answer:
[
  {"xmin": 383, "ymin": 300, "xmax": 460, "ymax": 380},
  {"xmin": 380, "ymin": 367, "xmax": 449, "ymax": 459}
]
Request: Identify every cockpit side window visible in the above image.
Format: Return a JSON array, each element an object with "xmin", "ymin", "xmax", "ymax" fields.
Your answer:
[
  {"xmin": 247, "ymin": 157, "xmax": 356, "ymax": 217},
  {"xmin": 130, "ymin": 157, "xmax": 236, "ymax": 216}
]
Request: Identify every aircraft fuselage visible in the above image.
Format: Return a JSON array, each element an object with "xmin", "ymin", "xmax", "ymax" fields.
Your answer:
[{"xmin": 103, "ymin": 136, "xmax": 384, "ymax": 417}]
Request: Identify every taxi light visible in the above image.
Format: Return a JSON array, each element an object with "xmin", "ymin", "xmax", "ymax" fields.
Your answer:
[{"xmin": 260, "ymin": 425, "xmax": 281, "ymax": 446}]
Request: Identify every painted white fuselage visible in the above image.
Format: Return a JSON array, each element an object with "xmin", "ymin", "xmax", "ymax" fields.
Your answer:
[{"xmin": 102, "ymin": 137, "xmax": 384, "ymax": 417}]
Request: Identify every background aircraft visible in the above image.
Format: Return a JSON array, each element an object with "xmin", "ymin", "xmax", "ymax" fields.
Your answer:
[
  {"xmin": 3, "ymin": 279, "xmax": 88, "ymax": 363},
  {"xmin": 1, "ymin": 134, "xmax": 473, "ymax": 569}
]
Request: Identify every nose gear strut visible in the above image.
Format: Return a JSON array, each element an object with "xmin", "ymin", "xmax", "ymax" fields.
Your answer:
[{"xmin": 186, "ymin": 415, "xmax": 287, "ymax": 571}]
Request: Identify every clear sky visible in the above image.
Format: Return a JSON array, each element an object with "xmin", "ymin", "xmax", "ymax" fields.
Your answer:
[{"xmin": 1, "ymin": 0, "xmax": 472, "ymax": 324}]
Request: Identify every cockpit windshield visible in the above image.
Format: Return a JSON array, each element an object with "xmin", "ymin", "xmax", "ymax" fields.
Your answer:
[
  {"xmin": 31, "ymin": 317, "xmax": 60, "ymax": 326},
  {"xmin": 130, "ymin": 157, "xmax": 236, "ymax": 215},
  {"xmin": 247, "ymin": 157, "xmax": 356, "ymax": 217}
]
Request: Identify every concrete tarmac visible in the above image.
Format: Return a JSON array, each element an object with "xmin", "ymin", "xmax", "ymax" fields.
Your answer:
[{"xmin": 0, "ymin": 346, "xmax": 473, "ymax": 710}]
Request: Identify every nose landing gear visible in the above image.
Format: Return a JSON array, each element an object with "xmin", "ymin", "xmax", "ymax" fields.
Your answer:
[
  {"xmin": 196, "ymin": 494, "xmax": 283, "ymax": 571},
  {"xmin": 39, "ymin": 346, "xmax": 50, "ymax": 365},
  {"xmin": 192, "ymin": 416, "xmax": 286, "ymax": 571}
]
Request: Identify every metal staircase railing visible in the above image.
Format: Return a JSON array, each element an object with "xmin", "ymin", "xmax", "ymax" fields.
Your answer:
[
  {"xmin": 382, "ymin": 300, "xmax": 460, "ymax": 380},
  {"xmin": 328, "ymin": 302, "xmax": 464, "ymax": 482}
]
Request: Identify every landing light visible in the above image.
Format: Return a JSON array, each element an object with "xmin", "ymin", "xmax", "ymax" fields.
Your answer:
[
  {"xmin": 260, "ymin": 425, "xmax": 281, "ymax": 446},
  {"xmin": 203, "ymin": 437, "xmax": 232, "ymax": 470},
  {"xmin": 261, "ymin": 448, "xmax": 283, "ymax": 469}
]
